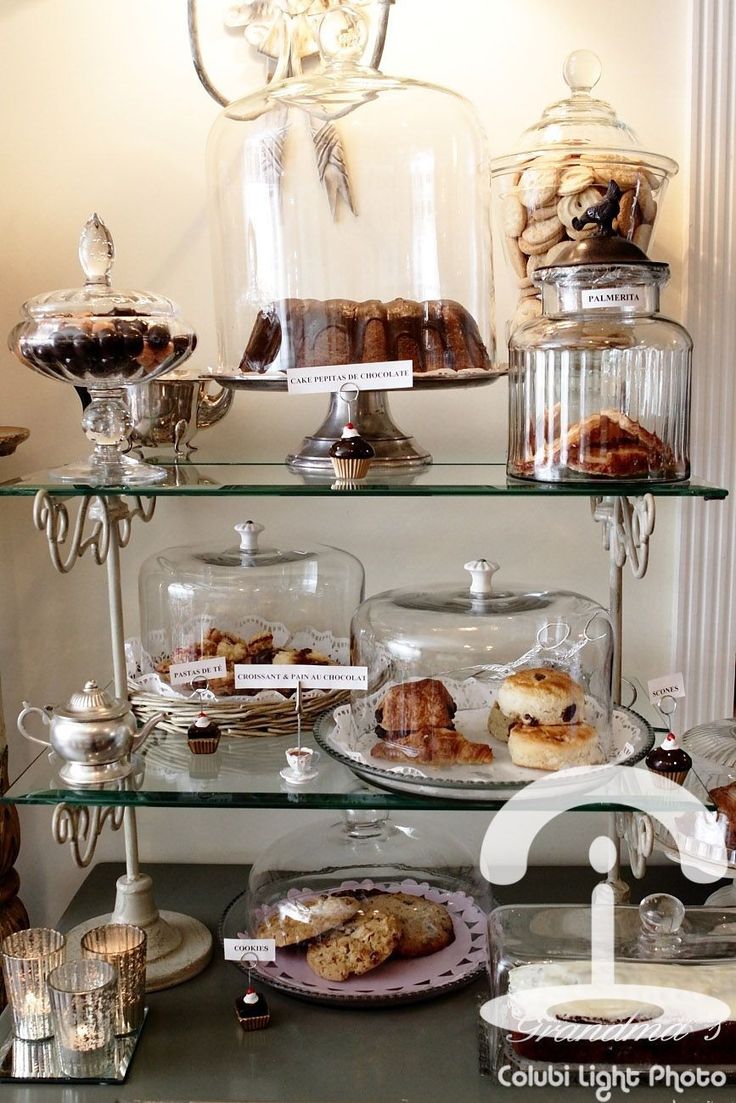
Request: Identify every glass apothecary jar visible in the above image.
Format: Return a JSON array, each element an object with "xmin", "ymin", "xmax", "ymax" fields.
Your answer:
[
  {"xmin": 222, "ymin": 811, "xmax": 491, "ymax": 1005},
  {"xmin": 490, "ymin": 50, "xmax": 678, "ymax": 334},
  {"xmin": 135, "ymin": 520, "xmax": 364, "ymax": 698},
  {"xmin": 507, "ymin": 226, "xmax": 692, "ymax": 483},
  {"xmin": 484, "ymin": 894, "xmax": 736, "ymax": 1077},
  {"xmin": 206, "ymin": 6, "xmax": 495, "ymax": 387}
]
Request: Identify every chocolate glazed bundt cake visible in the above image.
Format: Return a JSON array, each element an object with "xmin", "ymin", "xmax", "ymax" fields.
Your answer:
[{"xmin": 240, "ymin": 297, "xmax": 493, "ymax": 377}]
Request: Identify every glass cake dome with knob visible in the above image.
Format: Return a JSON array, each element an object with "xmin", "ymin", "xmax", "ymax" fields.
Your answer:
[
  {"xmin": 220, "ymin": 810, "xmax": 492, "ymax": 1005},
  {"xmin": 490, "ymin": 49, "xmax": 678, "ymax": 334},
  {"xmin": 8, "ymin": 214, "xmax": 196, "ymax": 486},
  {"xmin": 203, "ymin": 2, "xmax": 499, "ymax": 473},
  {"xmin": 136, "ymin": 520, "xmax": 364, "ymax": 698}
]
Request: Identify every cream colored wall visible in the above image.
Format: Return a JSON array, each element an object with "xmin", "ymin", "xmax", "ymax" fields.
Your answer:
[{"xmin": 0, "ymin": 0, "xmax": 693, "ymax": 925}]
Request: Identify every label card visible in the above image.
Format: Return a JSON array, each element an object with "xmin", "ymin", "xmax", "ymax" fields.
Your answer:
[
  {"xmin": 581, "ymin": 287, "xmax": 645, "ymax": 310},
  {"xmin": 234, "ymin": 664, "xmax": 368, "ymax": 691},
  {"xmin": 169, "ymin": 657, "xmax": 227, "ymax": 685},
  {"xmin": 286, "ymin": 360, "xmax": 413, "ymax": 395},
  {"xmin": 223, "ymin": 938, "xmax": 276, "ymax": 963},
  {"xmin": 647, "ymin": 672, "xmax": 686, "ymax": 706}
]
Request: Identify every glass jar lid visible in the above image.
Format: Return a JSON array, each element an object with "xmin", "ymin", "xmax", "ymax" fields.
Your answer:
[
  {"xmin": 192, "ymin": 521, "xmax": 315, "ymax": 569},
  {"xmin": 18, "ymin": 214, "xmax": 181, "ymax": 321},
  {"xmin": 491, "ymin": 50, "xmax": 678, "ymax": 175},
  {"xmin": 682, "ymin": 720, "xmax": 736, "ymax": 771}
]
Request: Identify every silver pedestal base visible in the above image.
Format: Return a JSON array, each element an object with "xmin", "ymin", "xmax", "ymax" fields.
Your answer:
[{"xmin": 286, "ymin": 390, "xmax": 432, "ymax": 475}]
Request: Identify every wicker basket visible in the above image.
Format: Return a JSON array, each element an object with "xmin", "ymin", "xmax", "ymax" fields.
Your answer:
[{"xmin": 129, "ymin": 684, "xmax": 349, "ymax": 739}]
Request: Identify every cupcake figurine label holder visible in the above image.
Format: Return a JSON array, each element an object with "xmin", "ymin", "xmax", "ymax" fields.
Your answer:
[{"xmin": 645, "ymin": 697, "xmax": 692, "ymax": 785}]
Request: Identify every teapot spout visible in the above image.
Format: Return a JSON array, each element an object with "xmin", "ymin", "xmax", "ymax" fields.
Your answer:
[{"xmin": 132, "ymin": 712, "xmax": 167, "ymax": 753}]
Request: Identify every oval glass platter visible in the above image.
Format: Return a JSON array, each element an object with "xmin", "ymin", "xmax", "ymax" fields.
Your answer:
[
  {"xmin": 220, "ymin": 879, "xmax": 488, "ymax": 1007},
  {"xmin": 314, "ymin": 705, "xmax": 653, "ymax": 802}
]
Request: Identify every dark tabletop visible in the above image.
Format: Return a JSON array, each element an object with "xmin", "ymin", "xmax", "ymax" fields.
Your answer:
[{"xmin": 4, "ymin": 861, "xmax": 734, "ymax": 1103}]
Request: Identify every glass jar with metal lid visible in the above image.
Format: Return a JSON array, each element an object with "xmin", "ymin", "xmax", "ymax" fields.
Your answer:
[
  {"xmin": 490, "ymin": 49, "xmax": 678, "ymax": 334},
  {"xmin": 506, "ymin": 188, "xmax": 692, "ymax": 484}
]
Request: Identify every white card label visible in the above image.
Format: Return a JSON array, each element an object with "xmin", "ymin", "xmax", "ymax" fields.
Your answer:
[
  {"xmin": 286, "ymin": 360, "xmax": 413, "ymax": 395},
  {"xmin": 581, "ymin": 287, "xmax": 644, "ymax": 309},
  {"xmin": 169, "ymin": 657, "xmax": 227, "ymax": 685},
  {"xmin": 647, "ymin": 672, "xmax": 686, "ymax": 705},
  {"xmin": 234, "ymin": 664, "xmax": 368, "ymax": 690},
  {"xmin": 223, "ymin": 938, "xmax": 276, "ymax": 963}
]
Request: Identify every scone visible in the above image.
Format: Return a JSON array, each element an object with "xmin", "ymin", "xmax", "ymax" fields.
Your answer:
[
  {"xmin": 497, "ymin": 668, "xmax": 585, "ymax": 727},
  {"xmin": 256, "ymin": 894, "xmax": 360, "ymax": 947},
  {"xmin": 365, "ymin": 893, "xmax": 454, "ymax": 959},
  {"xmin": 487, "ymin": 701, "xmax": 513, "ymax": 743},
  {"xmin": 375, "ymin": 679, "xmax": 456, "ymax": 736},
  {"xmin": 372, "ymin": 727, "xmax": 493, "ymax": 766},
  {"xmin": 508, "ymin": 722, "xmax": 604, "ymax": 772},
  {"xmin": 306, "ymin": 913, "xmax": 402, "ymax": 981}
]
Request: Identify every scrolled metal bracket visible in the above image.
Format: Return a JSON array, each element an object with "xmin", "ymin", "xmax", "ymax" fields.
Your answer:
[
  {"xmin": 32, "ymin": 491, "xmax": 156, "ymax": 575},
  {"xmin": 616, "ymin": 811, "xmax": 654, "ymax": 880},
  {"xmin": 591, "ymin": 494, "xmax": 656, "ymax": 580},
  {"xmin": 52, "ymin": 803, "xmax": 125, "ymax": 869}
]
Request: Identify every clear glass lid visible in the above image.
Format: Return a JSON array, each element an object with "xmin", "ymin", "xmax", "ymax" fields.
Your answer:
[{"xmin": 491, "ymin": 50, "xmax": 678, "ymax": 174}]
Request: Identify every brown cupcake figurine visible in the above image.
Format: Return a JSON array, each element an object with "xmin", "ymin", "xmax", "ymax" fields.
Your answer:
[
  {"xmin": 187, "ymin": 711, "xmax": 221, "ymax": 755},
  {"xmin": 329, "ymin": 422, "xmax": 375, "ymax": 480},
  {"xmin": 645, "ymin": 732, "xmax": 692, "ymax": 785}
]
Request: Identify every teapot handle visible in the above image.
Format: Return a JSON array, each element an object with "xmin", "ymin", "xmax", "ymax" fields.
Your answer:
[{"xmin": 17, "ymin": 703, "xmax": 52, "ymax": 747}]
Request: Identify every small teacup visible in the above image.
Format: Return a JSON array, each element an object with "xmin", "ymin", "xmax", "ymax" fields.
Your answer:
[{"xmin": 285, "ymin": 747, "xmax": 320, "ymax": 777}]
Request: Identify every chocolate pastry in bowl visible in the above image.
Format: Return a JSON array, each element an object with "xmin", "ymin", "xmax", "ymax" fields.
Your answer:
[
  {"xmin": 375, "ymin": 678, "xmax": 457, "ymax": 737},
  {"xmin": 709, "ymin": 782, "xmax": 736, "ymax": 850}
]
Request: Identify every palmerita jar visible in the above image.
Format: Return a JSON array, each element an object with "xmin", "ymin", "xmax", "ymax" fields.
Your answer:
[
  {"xmin": 506, "ymin": 200, "xmax": 692, "ymax": 485},
  {"xmin": 204, "ymin": 4, "xmax": 500, "ymax": 472},
  {"xmin": 491, "ymin": 49, "xmax": 678, "ymax": 336}
]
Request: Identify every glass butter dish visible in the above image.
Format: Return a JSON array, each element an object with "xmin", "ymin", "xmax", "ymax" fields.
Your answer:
[{"xmin": 485, "ymin": 894, "xmax": 736, "ymax": 1078}]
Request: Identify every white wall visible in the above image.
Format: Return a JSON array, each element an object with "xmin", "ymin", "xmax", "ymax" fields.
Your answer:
[{"xmin": 0, "ymin": 0, "xmax": 695, "ymax": 925}]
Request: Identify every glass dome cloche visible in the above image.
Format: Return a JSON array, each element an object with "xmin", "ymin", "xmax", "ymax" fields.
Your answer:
[
  {"xmin": 221, "ymin": 810, "xmax": 491, "ymax": 1005},
  {"xmin": 341, "ymin": 557, "xmax": 624, "ymax": 780},
  {"xmin": 8, "ymin": 214, "xmax": 196, "ymax": 485},
  {"xmin": 135, "ymin": 519, "xmax": 365, "ymax": 699},
  {"xmin": 491, "ymin": 49, "xmax": 678, "ymax": 335},
  {"xmin": 202, "ymin": 2, "xmax": 500, "ymax": 472}
]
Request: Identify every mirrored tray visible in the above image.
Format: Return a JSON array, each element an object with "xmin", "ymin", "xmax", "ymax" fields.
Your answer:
[
  {"xmin": 220, "ymin": 879, "xmax": 487, "ymax": 1007},
  {"xmin": 314, "ymin": 705, "xmax": 653, "ymax": 802}
]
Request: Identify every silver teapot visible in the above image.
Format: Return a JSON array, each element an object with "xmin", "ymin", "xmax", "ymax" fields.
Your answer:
[
  {"xmin": 17, "ymin": 681, "xmax": 165, "ymax": 784},
  {"xmin": 126, "ymin": 378, "xmax": 233, "ymax": 456}
]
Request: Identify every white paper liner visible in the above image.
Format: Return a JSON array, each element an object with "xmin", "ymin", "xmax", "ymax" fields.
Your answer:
[{"xmin": 126, "ymin": 619, "xmax": 349, "ymax": 704}]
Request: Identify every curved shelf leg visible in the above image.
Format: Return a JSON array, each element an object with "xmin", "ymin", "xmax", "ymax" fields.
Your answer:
[{"xmin": 34, "ymin": 491, "xmax": 213, "ymax": 988}]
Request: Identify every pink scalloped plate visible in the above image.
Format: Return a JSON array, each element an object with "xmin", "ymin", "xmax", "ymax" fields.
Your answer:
[{"xmin": 235, "ymin": 879, "xmax": 488, "ymax": 1007}]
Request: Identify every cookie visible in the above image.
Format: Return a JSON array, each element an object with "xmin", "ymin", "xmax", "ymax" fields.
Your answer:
[
  {"xmin": 633, "ymin": 223, "xmax": 653, "ymax": 253},
  {"xmin": 502, "ymin": 194, "xmax": 527, "ymax": 238},
  {"xmin": 518, "ymin": 166, "xmax": 560, "ymax": 208},
  {"xmin": 519, "ymin": 216, "xmax": 565, "ymax": 256},
  {"xmin": 306, "ymin": 913, "xmax": 402, "ymax": 981},
  {"xmin": 614, "ymin": 189, "xmax": 642, "ymax": 238},
  {"xmin": 365, "ymin": 893, "xmax": 455, "ymax": 959},
  {"xmin": 542, "ymin": 240, "xmax": 570, "ymax": 266},
  {"xmin": 256, "ymin": 894, "xmax": 360, "ymax": 947},
  {"xmin": 512, "ymin": 295, "xmax": 543, "ymax": 328},
  {"xmin": 635, "ymin": 177, "xmax": 657, "ymax": 222},
  {"xmin": 558, "ymin": 165, "xmax": 596, "ymax": 196},
  {"xmin": 508, "ymin": 234, "xmax": 529, "ymax": 281},
  {"xmin": 557, "ymin": 187, "xmax": 605, "ymax": 232},
  {"xmin": 497, "ymin": 667, "xmax": 585, "ymax": 727},
  {"xmin": 529, "ymin": 202, "xmax": 559, "ymax": 222}
]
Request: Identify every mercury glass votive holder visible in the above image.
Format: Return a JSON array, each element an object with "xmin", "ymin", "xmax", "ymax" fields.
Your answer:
[
  {"xmin": 80, "ymin": 924, "xmax": 146, "ymax": 1035},
  {"xmin": 47, "ymin": 959, "xmax": 117, "ymax": 1077},
  {"xmin": 1, "ymin": 928, "xmax": 66, "ymax": 1040}
]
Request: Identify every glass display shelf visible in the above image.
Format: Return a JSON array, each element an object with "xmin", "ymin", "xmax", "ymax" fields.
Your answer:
[
  {"xmin": 0, "ymin": 690, "xmax": 680, "ymax": 814},
  {"xmin": 0, "ymin": 462, "xmax": 727, "ymax": 499}
]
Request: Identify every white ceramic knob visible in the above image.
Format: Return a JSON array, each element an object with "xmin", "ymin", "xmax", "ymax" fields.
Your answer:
[
  {"xmin": 464, "ymin": 559, "xmax": 499, "ymax": 597},
  {"xmin": 235, "ymin": 521, "xmax": 265, "ymax": 553}
]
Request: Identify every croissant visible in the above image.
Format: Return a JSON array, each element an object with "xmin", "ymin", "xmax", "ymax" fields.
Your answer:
[
  {"xmin": 371, "ymin": 727, "xmax": 493, "ymax": 766},
  {"xmin": 375, "ymin": 679, "xmax": 457, "ymax": 736}
]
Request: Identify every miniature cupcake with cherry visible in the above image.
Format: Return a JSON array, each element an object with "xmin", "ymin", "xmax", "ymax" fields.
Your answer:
[
  {"xmin": 645, "ymin": 732, "xmax": 692, "ymax": 785},
  {"xmin": 235, "ymin": 987, "xmax": 270, "ymax": 1031},
  {"xmin": 187, "ymin": 711, "xmax": 221, "ymax": 755},
  {"xmin": 329, "ymin": 423, "xmax": 375, "ymax": 480}
]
